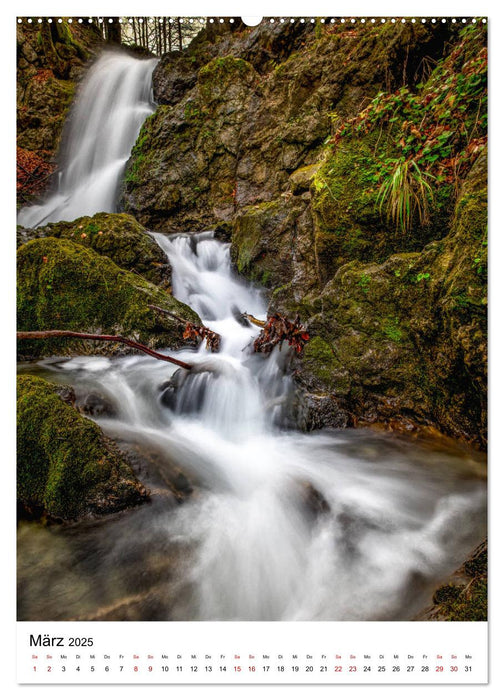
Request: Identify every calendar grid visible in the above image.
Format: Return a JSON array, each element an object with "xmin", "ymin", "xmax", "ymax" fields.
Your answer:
[{"xmin": 17, "ymin": 621, "xmax": 488, "ymax": 684}]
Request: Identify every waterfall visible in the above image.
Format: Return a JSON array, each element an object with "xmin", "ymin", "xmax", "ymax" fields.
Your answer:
[
  {"xmin": 15, "ymin": 53, "xmax": 487, "ymax": 622},
  {"xmin": 17, "ymin": 51, "xmax": 158, "ymax": 228},
  {"xmin": 18, "ymin": 233, "xmax": 487, "ymax": 621}
]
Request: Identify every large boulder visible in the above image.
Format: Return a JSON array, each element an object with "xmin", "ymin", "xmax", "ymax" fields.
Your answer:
[
  {"xmin": 122, "ymin": 55, "xmax": 261, "ymax": 231},
  {"xmin": 17, "ymin": 375, "xmax": 148, "ymax": 520},
  {"xmin": 17, "ymin": 212, "xmax": 172, "ymax": 289},
  {"xmin": 294, "ymin": 149, "xmax": 487, "ymax": 447},
  {"xmin": 17, "ymin": 237, "xmax": 200, "ymax": 359}
]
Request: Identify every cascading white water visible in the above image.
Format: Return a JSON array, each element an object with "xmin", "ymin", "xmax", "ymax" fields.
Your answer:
[
  {"xmin": 15, "ymin": 49, "xmax": 486, "ymax": 621},
  {"xmin": 17, "ymin": 51, "xmax": 158, "ymax": 228},
  {"xmin": 18, "ymin": 232, "xmax": 487, "ymax": 622}
]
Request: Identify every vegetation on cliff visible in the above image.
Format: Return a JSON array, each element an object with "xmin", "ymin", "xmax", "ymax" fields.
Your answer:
[{"xmin": 16, "ymin": 19, "xmax": 103, "ymax": 205}]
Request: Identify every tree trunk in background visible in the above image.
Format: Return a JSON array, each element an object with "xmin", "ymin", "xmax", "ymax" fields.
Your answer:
[
  {"xmin": 104, "ymin": 18, "xmax": 121, "ymax": 44},
  {"xmin": 177, "ymin": 18, "xmax": 182, "ymax": 51},
  {"xmin": 156, "ymin": 20, "xmax": 161, "ymax": 55}
]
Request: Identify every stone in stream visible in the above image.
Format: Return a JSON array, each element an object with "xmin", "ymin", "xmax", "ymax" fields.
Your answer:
[
  {"xmin": 77, "ymin": 391, "xmax": 116, "ymax": 418},
  {"xmin": 159, "ymin": 368, "xmax": 213, "ymax": 415}
]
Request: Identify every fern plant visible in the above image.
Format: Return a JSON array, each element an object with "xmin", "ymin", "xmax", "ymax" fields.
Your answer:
[{"xmin": 377, "ymin": 158, "xmax": 434, "ymax": 234}]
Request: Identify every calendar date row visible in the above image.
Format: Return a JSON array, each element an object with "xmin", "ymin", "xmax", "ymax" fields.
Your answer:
[{"xmin": 33, "ymin": 663, "xmax": 474, "ymax": 674}]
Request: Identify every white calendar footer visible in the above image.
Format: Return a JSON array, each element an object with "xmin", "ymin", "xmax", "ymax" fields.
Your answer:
[{"xmin": 17, "ymin": 620, "xmax": 488, "ymax": 684}]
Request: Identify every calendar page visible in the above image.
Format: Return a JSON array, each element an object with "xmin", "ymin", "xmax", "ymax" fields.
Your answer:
[{"xmin": 14, "ymin": 0, "xmax": 490, "ymax": 690}]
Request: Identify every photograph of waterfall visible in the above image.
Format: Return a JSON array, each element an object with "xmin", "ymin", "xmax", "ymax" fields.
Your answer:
[{"xmin": 16, "ymin": 16, "xmax": 487, "ymax": 627}]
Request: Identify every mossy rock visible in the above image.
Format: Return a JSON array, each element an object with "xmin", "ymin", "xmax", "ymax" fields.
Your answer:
[
  {"xmin": 123, "ymin": 55, "xmax": 260, "ymax": 231},
  {"xmin": 293, "ymin": 154, "xmax": 486, "ymax": 444},
  {"xmin": 301, "ymin": 337, "xmax": 342, "ymax": 386},
  {"xmin": 289, "ymin": 163, "xmax": 322, "ymax": 195},
  {"xmin": 310, "ymin": 135, "xmax": 454, "ymax": 283},
  {"xmin": 423, "ymin": 541, "xmax": 487, "ymax": 621},
  {"xmin": 17, "ymin": 237, "xmax": 200, "ymax": 359},
  {"xmin": 197, "ymin": 56, "xmax": 257, "ymax": 102},
  {"xmin": 230, "ymin": 196, "xmax": 318, "ymax": 301},
  {"xmin": 17, "ymin": 212, "xmax": 172, "ymax": 289},
  {"xmin": 231, "ymin": 200, "xmax": 284, "ymax": 277},
  {"xmin": 17, "ymin": 72, "xmax": 76, "ymax": 148},
  {"xmin": 17, "ymin": 375, "xmax": 148, "ymax": 520}
]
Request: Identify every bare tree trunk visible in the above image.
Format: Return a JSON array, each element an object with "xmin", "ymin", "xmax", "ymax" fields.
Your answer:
[
  {"xmin": 104, "ymin": 17, "xmax": 121, "ymax": 44},
  {"xmin": 168, "ymin": 19, "xmax": 172, "ymax": 52},
  {"xmin": 177, "ymin": 18, "xmax": 182, "ymax": 51}
]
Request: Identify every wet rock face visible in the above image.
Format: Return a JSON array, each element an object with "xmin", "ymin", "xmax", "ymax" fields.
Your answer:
[
  {"xmin": 77, "ymin": 391, "xmax": 117, "ymax": 418},
  {"xmin": 122, "ymin": 55, "xmax": 262, "ymax": 232},
  {"xmin": 152, "ymin": 53, "xmax": 200, "ymax": 105},
  {"xmin": 17, "ymin": 375, "xmax": 148, "ymax": 520},
  {"xmin": 123, "ymin": 20, "xmax": 453, "ymax": 234},
  {"xmin": 230, "ymin": 196, "xmax": 318, "ymax": 301}
]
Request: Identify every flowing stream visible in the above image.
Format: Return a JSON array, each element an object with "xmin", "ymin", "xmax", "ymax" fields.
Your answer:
[
  {"xmin": 16, "ymin": 50, "xmax": 486, "ymax": 622},
  {"xmin": 17, "ymin": 51, "xmax": 158, "ymax": 228},
  {"xmin": 18, "ymin": 232, "xmax": 486, "ymax": 621}
]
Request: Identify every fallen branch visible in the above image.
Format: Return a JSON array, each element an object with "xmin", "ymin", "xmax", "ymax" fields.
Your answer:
[
  {"xmin": 148, "ymin": 304, "xmax": 221, "ymax": 352},
  {"xmin": 242, "ymin": 313, "xmax": 266, "ymax": 328},
  {"xmin": 17, "ymin": 330, "xmax": 193, "ymax": 370}
]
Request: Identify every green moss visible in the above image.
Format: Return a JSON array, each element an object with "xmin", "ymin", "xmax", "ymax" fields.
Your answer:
[
  {"xmin": 123, "ymin": 110, "xmax": 164, "ymax": 188},
  {"xmin": 432, "ymin": 578, "xmax": 487, "ymax": 621},
  {"xmin": 27, "ymin": 212, "xmax": 170, "ymax": 288},
  {"xmin": 17, "ymin": 237, "xmax": 199, "ymax": 358},
  {"xmin": 261, "ymin": 270, "xmax": 272, "ymax": 286},
  {"xmin": 124, "ymin": 153, "xmax": 146, "ymax": 185},
  {"xmin": 231, "ymin": 201, "xmax": 280, "ymax": 274},
  {"xmin": 184, "ymin": 100, "xmax": 202, "ymax": 122},
  {"xmin": 311, "ymin": 138, "xmax": 391, "ymax": 280},
  {"xmin": 357, "ymin": 273, "xmax": 371, "ymax": 294},
  {"xmin": 301, "ymin": 336, "xmax": 340, "ymax": 384},
  {"xmin": 198, "ymin": 56, "xmax": 256, "ymax": 102},
  {"xmin": 381, "ymin": 316, "xmax": 404, "ymax": 343},
  {"xmin": 289, "ymin": 162, "xmax": 322, "ymax": 194},
  {"xmin": 199, "ymin": 55, "xmax": 253, "ymax": 80},
  {"xmin": 17, "ymin": 375, "xmax": 146, "ymax": 520},
  {"xmin": 452, "ymin": 156, "xmax": 487, "ymax": 243}
]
